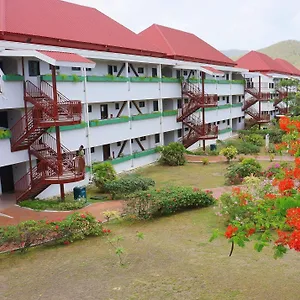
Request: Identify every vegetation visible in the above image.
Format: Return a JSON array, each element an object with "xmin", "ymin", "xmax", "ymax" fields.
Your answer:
[
  {"xmin": 104, "ymin": 174, "xmax": 155, "ymax": 199},
  {"xmin": 93, "ymin": 162, "xmax": 117, "ymax": 191},
  {"xmin": 19, "ymin": 199, "xmax": 87, "ymax": 211},
  {"xmin": 125, "ymin": 186, "xmax": 215, "ymax": 219},
  {"xmin": 157, "ymin": 142, "xmax": 186, "ymax": 166},
  {"xmin": 0, "ymin": 212, "xmax": 105, "ymax": 253},
  {"xmin": 220, "ymin": 146, "xmax": 238, "ymax": 162}
]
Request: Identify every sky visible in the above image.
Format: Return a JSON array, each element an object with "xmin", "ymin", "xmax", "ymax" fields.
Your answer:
[{"xmin": 65, "ymin": 0, "xmax": 300, "ymax": 51}]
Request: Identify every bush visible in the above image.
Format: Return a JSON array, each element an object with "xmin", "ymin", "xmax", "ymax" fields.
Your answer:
[
  {"xmin": 225, "ymin": 159, "xmax": 262, "ymax": 185},
  {"xmin": 93, "ymin": 162, "xmax": 117, "ymax": 191},
  {"xmin": 243, "ymin": 133, "xmax": 264, "ymax": 146},
  {"xmin": 104, "ymin": 175, "xmax": 155, "ymax": 198},
  {"xmin": 220, "ymin": 146, "xmax": 238, "ymax": 162},
  {"xmin": 224, "ymin": 140, "xmax": 260, "ymax": 155},
  {"xmin": 158, "ymin": 142, "xmax": 186, "ymax": 166},
  {"xmin": 125, "ymin": 186, "xmax": 215, "ymax": 219},
  {"xmin": 202, "ymin": 158, "xmax": 209, "ymax": 165},
  {"xmin": 20, "ymin": 199, "xmax": 87, "ymax": 211},
  {"xmin": 0, "ymin": 212, "xmax": 104, "ymax": 253}
]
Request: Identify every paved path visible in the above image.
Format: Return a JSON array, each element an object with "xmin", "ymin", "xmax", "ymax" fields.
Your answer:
[{"xmin": 0, "ymin": 186, "xmax": 233, "ymax": 227}]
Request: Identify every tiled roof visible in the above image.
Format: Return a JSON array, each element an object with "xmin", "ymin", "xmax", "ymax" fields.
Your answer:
[
  {"xmin": 138, "ymin": 24, "xmax": 235, "ymax": 66},
  {"xmin": 274, "ymin": 58, "xmax": 300, "ymax": 76},
  {"xmin": 38, "ymin": 51, "xmax": 94, "ymax": 64},
  {"xmin": 236, "ymin": 51, "xmax": 289, "ymax": 74},
  {"xmin": 0, "ymin": 0, "xmax": 163, "ymax": 56}
]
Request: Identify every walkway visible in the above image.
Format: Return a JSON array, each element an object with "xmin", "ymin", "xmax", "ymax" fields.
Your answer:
[{"xmin": 0, "ymin": 186, "xmax": 232, "ymax": 227}]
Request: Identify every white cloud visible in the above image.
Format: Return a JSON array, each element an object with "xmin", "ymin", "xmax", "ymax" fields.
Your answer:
[{"xmin": 65, "ymin": 0, "xmax": 300, "ymax": 50}]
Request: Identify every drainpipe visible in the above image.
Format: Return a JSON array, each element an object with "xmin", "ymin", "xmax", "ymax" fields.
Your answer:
[
  {"xmin": 82, "ymin": 67, "xmax": 92, "ymax": 182},
  {"xmin": 158, "ymin": 64, "xmax": 164, "ymax": 146},
  {"xmin": 127, "ymin": 100, "xmax": 133, "ymax": 167}
]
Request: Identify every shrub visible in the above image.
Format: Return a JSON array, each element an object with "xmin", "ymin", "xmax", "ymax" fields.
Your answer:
[
  {"xmin": 104, "ymin": 175, "xmax": 155, "ymax": 198},
  {"xmin": 202, "ymin": 158, "xmax": 209, "ymax": 165},
  {"xmin": 125, "ymin": 186, "xmax": 215, "ymax": 219},
  {"xmin": 158, "ymin": 142, "xmax": 186, "ymax": 166},
  {"xmin": 20, "ymin": 199, "xmax": 87, "ymax": 211},
  {"xmin": 243, "ymin": 133, "xmax": 264, "ymax": 146},
  {"xmin": 93, "ymin": 162, "xmax": 117, "ymax": 191},
  {"xmin": 220, "ymin": 146, "xmax": 238, "ymax": 162},
  {"xmin": 236, "ymin": 141, "xmax": 260, "ymax": 154},
  {"xmin": 225, "ymin": 159, "xmax": 262, "ymax": 185},
  {"xmin": 0, "ymin": 212, "xmax": 103, "ymax": 253}
]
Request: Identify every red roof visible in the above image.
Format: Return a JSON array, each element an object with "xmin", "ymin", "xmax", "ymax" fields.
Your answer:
[
  {"xmin": 274, "ymin": 58, "xmax": 300, "ymax": 76},
  {"xmin": 236, "ymin": 51, "xmax": 290, "ymax": 74},
  {"xmin": 0, "ymin": 0, "xmax": 163, "ymax": 56},
  {"xmin": 202, "ymin": 66, "xmax": 224, "ymax": 75},
  {"xmin": 138, "ymin": 24, "xmax": 235, "ymax": 66},
  {"xmin": 38, "ymin": 50, "xmax": 94, "ymax": 64}
]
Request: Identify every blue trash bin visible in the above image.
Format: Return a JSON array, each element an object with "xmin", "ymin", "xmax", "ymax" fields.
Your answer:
[
  {"xmin": 73, "ymin": 186, "xmax": 87, "ymax": 201},
  {"xmin": 210, "ymin": 144, "xmax": 217, "ymax": 151}
]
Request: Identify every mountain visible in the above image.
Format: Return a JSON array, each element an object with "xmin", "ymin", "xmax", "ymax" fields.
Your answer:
[
  {"xmin": 222, "ymin": 40, "xmax": 300, "ymax": 68},
  {"xmin": 221, "ymin": 49, "xmax": 248, "ymax": 58},
  {"xmin": 258, "ymin": 40, "xmax": 300, "ymax": 68}
]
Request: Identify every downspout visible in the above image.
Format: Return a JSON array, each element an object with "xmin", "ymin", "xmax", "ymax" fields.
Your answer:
[
  {"xmin": 158, "ymin": 64, "xmax": 164, "ymax": 146},
  {"xmin": 82, "ymin": 67, "xmax": 92, "ymax": 182}
]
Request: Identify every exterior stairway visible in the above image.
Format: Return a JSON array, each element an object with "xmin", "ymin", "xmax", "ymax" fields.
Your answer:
[
  {"xmin": 274, "ymin": 87, "xmax": 288, "ymax": 114},
  {"xmin": 10, "ymin": 81, "xmax": 85, "ymax": 202},
  {"xmin": 178, "ymin": 82, "xmax": 218, "ymax": 148},
  {"xmin": 243, "ymin": 84, "xmax": 271, "ymax": 126}
]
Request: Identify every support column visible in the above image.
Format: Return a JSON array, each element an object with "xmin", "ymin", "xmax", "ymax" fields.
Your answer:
[
  {"xmin": 51, "ymin": 65, "xmax": 65, "ymax": 200},
  {"xmin": 158, "ymin": 64, "xmax": 164, "ymax": 146},
  {"xmin": 201, "ymin": 71, "xmax": 206, "ymax": 151}
]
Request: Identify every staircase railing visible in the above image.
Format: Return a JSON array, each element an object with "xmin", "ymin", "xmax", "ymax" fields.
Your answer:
[
  {"xmin": 242, "ymin": 97, "xmax": 258, "ymax": 111},
  {"xmin": 41, "ymin": 80, "xmax": 82, "ymax": 121}
]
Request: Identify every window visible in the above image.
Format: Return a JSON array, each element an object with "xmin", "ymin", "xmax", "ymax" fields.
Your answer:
[
  {"xmin": 131, "ymin": 139, "xmax": 134, "ymax": 144},
  {"xmin": 226, "ymin": 96, "xmax": 230, "ymax": 104},
  {"xmin": 28, "ymin": 61, "xmax": 40, "ymax": 76},
  {"xmin": 176, "ymin": 70, "xmax": 181, "ymax": 79},
  {"xmin": 217, "ymin": 121, "xmax": 220, "ymax": 125},
  {"xmin": 117, "ymin": 142, "xmax": 121, "ymax": 147},
  {"xmin": 91, "ymin": 147, "xmax": 95, "ymax": 153},
  {"xmin": 223, "ymin": 96, "xmax": 226, "ymax": 101},
  {"xmin": 128, "ymin": 66, "xmax": 131, "ymax": 73},
  {"xmin": 222, "ymin": 120, "xmax": 226, "ymax": 123},
  {"xmin": 177, "ymin": 129, "xmax": 182, "ymax": 138},
  {"xmin": 138, "ymin": 67, "xmax": 144, "ymax": 74},
  {"xmin": 239, "ymin": 96, "xmax": 241, "ymax": 102},
  {"xmin": 177, "ymin": 99, "xmax": 182, "ymax": 109},
  {"xmin": 239, "ymin": 117, "xmax": 241, "ymax": 123},
  {"xmin": 269, "ymin": 83, "xmax": 274, "ymax": 89},
  {"xmin": 72, "ymin": 67, "xmax": 80, "ymax": 71},
  {"xmin": 185, "ymin": 127, "xmax": 189, "ymax": 131},
  {"xmin": 183, "ymin": 70, "xmax": 188, "ymax": 76},
  {"xmin": 86, "ymin": 68, "xmax": 92, "ymax": 72},
  {"xmin": 242, "ymin": 116, "xmax": 245, "ymax": 119},
  {"xmin": 153, "ymin": 100, "xmax": 159, "ymax": 112},
  {"xmin": 113, "ymin": 66, "xmax": 118, "ymax": 73},
  {"xmin": 108, "ymin": 65, "xmax": 113, "ymax": 75},
  {"xmin": 49, "ymin": 65, "xmax": 60, "ymax": 70},
  {"xmin": 184, "ymin": 99, "xmax": 189, "ymax": 104},
  {"xmin": 129, "ymin": 102, "xmax": 132, "ymax": 108},
  {"xmin": 140, "ymin": 136, "xmax": 146, "ymax": 141},
  {"xmin": 226, "ymin": 74, "xmax": 229, "ymax": 80},
  {"xmin": 155, "ymin": 134, "xmax": 160, "ymax": 144},
  {"xmin": 227, "ymin": 120, "xmax": 230, "ymax": 126},
  {"xmin": 88, "ymin": 105, "xmax": 92, "ymax": 113},
  {"xmin": 115, "ymin": 103, "xmax": 120, "ymax": 110},
  {"xmin": 139, "ymin": 101, "xmax": 145, "ymax": 108},
  {"xmin": 152, "ymin": 68, "xmax": 157, "ymax": 77}
]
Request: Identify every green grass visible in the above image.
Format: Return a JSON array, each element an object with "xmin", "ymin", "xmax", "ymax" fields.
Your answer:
[
  {"xmin": 19, "ymin": 199, "xmax": 88, "ymax": 211},
  {"xmin": 1, "ymin": 208, "xmax": 300, "ymax": 299},
  {"xmin": 135, "ymin": 161, "xmax": 273, "ymax": 189}
]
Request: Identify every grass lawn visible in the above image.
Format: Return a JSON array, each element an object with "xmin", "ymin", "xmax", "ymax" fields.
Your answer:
[
  {"xmin": 135, "ymin": 161, "xmax": 273, "ymax": 189},
  {"xmin": 1, "ymin": 208, "xmax": 300, "ymax": 300}
]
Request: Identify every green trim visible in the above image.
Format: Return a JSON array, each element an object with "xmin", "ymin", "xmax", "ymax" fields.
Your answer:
[
  {"xmin": 162, "ymin": 77, "xmax": 181, "ymax": 83},
  {"xmin": 0, "ymin": 129, "xmax": 11, "ymax": 139},
  {"xmin": 162, "ymin": 110, "xmax": 177, "ymax": 117},
  {"xmin": 188, "ymin": 79, "xmax": 199, "ymax": 83},
  {"xmin": 129, "ymin": 77, "xmax": 160, "ymax": 83},
  {"xmin": 218, "ymin": 128, "xmax": 232, "ymax": 134},
  {"xmin": 133, "ymin": 148, "xmax": 157, "ymax": 158},
  {"xmin": 232, "ymin": 103, "xmax": 243, "ymax": 107},
  {"xmin": 111, "ymin": 155, "xmax": 133, "ymax": 165},
  {"xmin": 218, "ymin": 104, "xmax": 232, "ymax": 109},
  {"xmin": 131, "ymin": 112, "xmax": 161, "ymax": 121},
  {"xmin": 89, "ymin": 117, "xmax": 130, "ymax": 127},
  {"xmin": 85, "ymin": 166, "xmax": 91, "ymax": 173},
  {"xmin": 231, "ymin": 79, "xmax": 245, "ymax": 84},
  {"xmin": 41, "ymin": 75, "xmax": 84, "ymax": 82},
  {"xmin": 87, "ymin": 76, "xmax": 128, "ymax": 82},
  {"xmin": 47, "ymin": 122, "xmax": 87, "ymax": 133},
  {"xmin": 2, "ymin": 75, "xmax": 24, "ymax": 81}
]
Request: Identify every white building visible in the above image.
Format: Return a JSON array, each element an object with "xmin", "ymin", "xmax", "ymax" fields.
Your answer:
[{"xmin": 0, "ymin": 0, "xmax": 246, "ymax": 202}]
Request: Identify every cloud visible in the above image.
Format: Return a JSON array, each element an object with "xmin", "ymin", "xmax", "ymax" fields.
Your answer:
[{"xmin": 65, "ymin": 0, "xmax": 300, "ymax": 50}]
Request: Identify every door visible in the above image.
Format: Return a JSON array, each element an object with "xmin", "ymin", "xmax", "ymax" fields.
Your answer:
[
  {"xmin": 0, "ymin": 111, "xmax": 8, "ymax": 128},
  {"xmin": 100, "ymin": 104, "xmax": 108, "ymax": 119},
  {"xmin": 103, "ymin": 144, "xmax": 111, "ymax": 161},
  {"xmin": 153, "ymin": 100, "xmax": 159, "ymax": 112},
  {"xmin": 0, "ymin": 166, "xmax": 15, "ymax": 193}
]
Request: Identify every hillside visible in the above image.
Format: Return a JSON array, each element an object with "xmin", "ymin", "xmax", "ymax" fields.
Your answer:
[
  {"xmin": 221, "ymin": 49, "xmax": 248, "ymax": 58},
  {"xmin": 258, "ymin": 40, "xmax": 300, "ymax": 68}
]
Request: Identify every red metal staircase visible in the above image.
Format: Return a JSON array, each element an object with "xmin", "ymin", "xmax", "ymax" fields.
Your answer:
[
  {"xmin": 178, "ymin": 82, "xmax": 218, "ymax": 148},
  {"xmin": 243, "ymin": 85, "xmax": 271, "ymax": 125},
  {"xmin": 10, "ymin": 81, "xmax": 85, "ymax": 202},
  {"xmin": 274, "ymin": 87, "xmax": 288, "ymax": 114}
]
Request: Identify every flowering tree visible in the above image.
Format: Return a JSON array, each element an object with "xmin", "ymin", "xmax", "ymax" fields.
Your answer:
[{"xmin": 211, "ymin": 116, "xmax": 300, "ymax": 258}]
